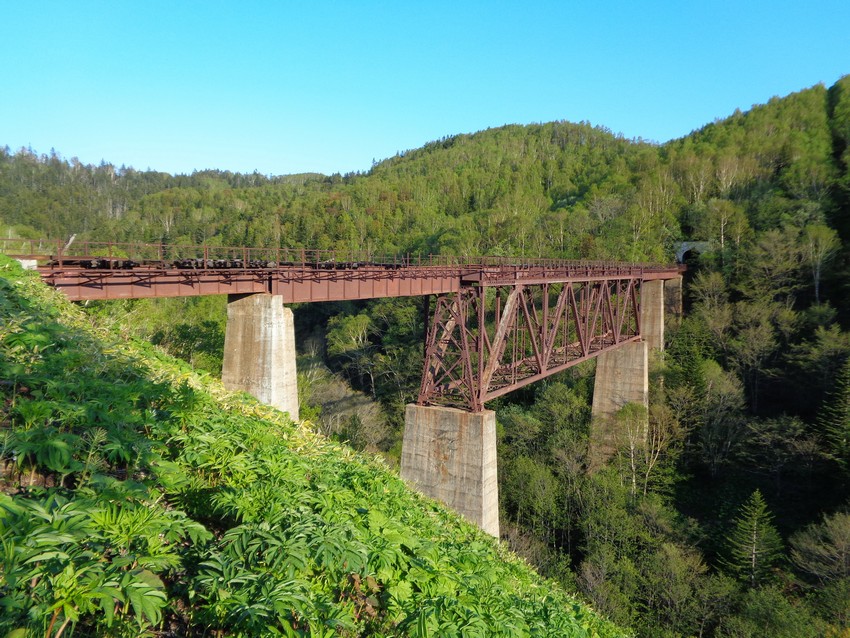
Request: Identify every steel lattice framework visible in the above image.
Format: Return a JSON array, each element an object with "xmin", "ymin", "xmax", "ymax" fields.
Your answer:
[
  {"xmin": 3, "ymin": 238, "xmax": 681, "ymax": 412},
  {"xmin": 418, "ymin": 277, "xmax": 642, "ymax": 412}
]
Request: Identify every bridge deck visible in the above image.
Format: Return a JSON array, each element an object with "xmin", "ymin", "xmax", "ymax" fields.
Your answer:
[{"xmin": 3, "ymin": 238, "xmax": 682, "ymax": 302}]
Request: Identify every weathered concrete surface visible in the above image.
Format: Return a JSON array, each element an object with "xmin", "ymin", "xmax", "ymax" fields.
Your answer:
[
  {"xmin": 675, "ymin": 241, "xmax": 711, "ymax": 263},
  {"xmin": 664, "ymin": 275, "xmax": 683, "ymax": 325},
  {"xmin": 15, "ymin": 259, "xmax": 37, "ymax": 270},
  {"xmin": 589, "ymin": 340, "xmax": 648, "ymax": 469},
  {"xmin": 640, "ymin": 280, "xmax": 665, "ymax": 352},
  {"xmin": 401, "ymin": 404, "xmax": 499, "ymax": 537},
  {"xmin": 221, "ymin": 293, "xmax": 299, "ymax": 420}
]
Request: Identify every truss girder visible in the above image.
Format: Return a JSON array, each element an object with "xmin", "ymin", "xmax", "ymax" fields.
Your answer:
[{"xmin": 418, "ymin": 278, "xmax": 642, "ymax": 412}]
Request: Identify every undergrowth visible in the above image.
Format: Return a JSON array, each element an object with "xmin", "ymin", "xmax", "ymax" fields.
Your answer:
[{"xmin": 0, "ymin": 255, "xmax": 626, "ymax": 637}]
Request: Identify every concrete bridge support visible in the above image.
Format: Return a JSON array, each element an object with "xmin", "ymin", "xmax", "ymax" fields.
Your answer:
[
  {"xmin": 588, "ymin": 277, "xmax": 682, "ymax": 466},
  {"xmin": 221, "ymin": 293, "xmax": 299, "ymax": 421},
  {"xmin": 664, "ymin": 275, "xmax": 683, "ymax": 326},
  {"xmin": 401, "ymin": 404, "xmax": 499, "ymax": 538},
  {"xmin": 589, "ymin": 340, "xmax": 649, "ymax": 468},
  {"xmin": 640, "ymin": 280, "xmax": 665, "ymax": 352}
]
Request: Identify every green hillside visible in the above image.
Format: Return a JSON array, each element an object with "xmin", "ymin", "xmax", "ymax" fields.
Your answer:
[{"xmin": 0, "ymin": 255, "xmax": 624, "ymax": 637}]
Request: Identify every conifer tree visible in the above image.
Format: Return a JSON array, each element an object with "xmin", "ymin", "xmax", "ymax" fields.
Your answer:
[
  {"xmin": 818, "ymin": 357, "xmax": 850, "ymax": 467},
  {"xmin": 722, "ymin": 489, "xmax": 784, "ymax": 586}
]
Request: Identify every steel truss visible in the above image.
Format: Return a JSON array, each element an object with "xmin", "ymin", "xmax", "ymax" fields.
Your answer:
[{"xmin": 417, "ymin": 277, "xmax": 642, "ymax": 412}]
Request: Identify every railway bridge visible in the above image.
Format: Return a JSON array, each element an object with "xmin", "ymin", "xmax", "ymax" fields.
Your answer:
[{"xmin": 6, "ymin": 238, "xmax": 684, "ymax": 537}]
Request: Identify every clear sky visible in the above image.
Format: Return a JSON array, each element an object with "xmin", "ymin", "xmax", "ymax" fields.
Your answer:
[{"xmin": 2, "ymin": 1, "xmax": 848, "ymax": 177}]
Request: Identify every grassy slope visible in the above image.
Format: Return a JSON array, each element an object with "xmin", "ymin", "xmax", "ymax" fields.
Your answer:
[{"xmin": 0, "ymin": 255, "xmax": 626, "ymax": 638}]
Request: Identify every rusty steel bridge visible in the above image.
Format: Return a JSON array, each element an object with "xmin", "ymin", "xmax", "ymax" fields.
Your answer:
[{"xmin": 4, "ymin": 238, "xmax": 682, "ymax": 412}]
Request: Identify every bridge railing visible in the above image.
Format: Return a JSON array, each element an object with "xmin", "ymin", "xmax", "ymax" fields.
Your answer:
[
  {"xmin": 0, "ymin": 237, "xmax": 64, "ymax": 258},
  {"xmin": 0, "ymin": 237, "xmax": 675, "ymax": 276}
]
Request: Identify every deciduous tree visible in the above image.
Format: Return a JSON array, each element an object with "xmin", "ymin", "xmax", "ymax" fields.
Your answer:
[{"xmin": 801, "ymin": 223, "xmax": 840, "ymax": 303}]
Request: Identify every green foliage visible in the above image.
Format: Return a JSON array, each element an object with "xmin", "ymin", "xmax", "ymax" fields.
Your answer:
[
  {"xmin": 801, "ymin": 223, "xmax": 840, "ymax": 302},
  {"xmin": 503, "ymin": 456, "xmax": 561, "ymax": 535},
  {"xmin": 791, "ymin": 510, "xmax": 850, "ymax": 585},
  {"xmin": 717, "ymin": 586, "xmax": 824, "ymax": 638},
  {"xmin": 86, "ymin": 296, "xmax": 228, "ymax": 374},
  {"xmin": 818, "ymin": 357, "xmax": 850, "ymax": 468},
  {"xmin": 721, "ymin": 490, "xmax": 784, "ymax": 586},
  {"xmin": 741, "ymin": 415, "xmax": 822, "ymax": 494},
  {"xmin": 790, "ymin": 510, "xmax": 850, "ymax": 631},
  {"xmin": 326, "ymin": 312, "xmax": 377, "ymax": 394},
  {"xmin": 0, "ymin": 491, "xmax": 199, "ymax": 637}
]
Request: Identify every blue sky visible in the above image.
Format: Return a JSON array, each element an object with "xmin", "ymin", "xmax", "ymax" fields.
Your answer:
[{"xmin": 2, "ymin": 1, "xmax": 848, "ymax": 176}]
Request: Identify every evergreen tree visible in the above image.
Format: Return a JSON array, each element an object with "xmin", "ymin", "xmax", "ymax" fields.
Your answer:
[
  {"xmin": 818, "ymin": 356, "xmax": 850, "ymax": 467},
  {"xmin": 721, "ymin": 489, "xmax": 784, "ymax": 586}
]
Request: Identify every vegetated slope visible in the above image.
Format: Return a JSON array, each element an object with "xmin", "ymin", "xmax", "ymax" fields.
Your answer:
[{"xmin": 0, "ymin": 255, "xmax": 625, "ymax": 637}]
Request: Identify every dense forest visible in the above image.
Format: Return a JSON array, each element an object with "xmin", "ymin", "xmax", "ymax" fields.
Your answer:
[{"xmin": 2, "ymin": 75, "xmax": 850, "ymax": 636}]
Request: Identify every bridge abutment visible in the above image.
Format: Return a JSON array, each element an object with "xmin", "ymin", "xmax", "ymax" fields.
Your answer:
[
  {"xmin": 14, "ymin": 259, "xmax": 38, "ymax": 270},
  {"xmin": 221, "ymin": 293, "xmax": 299, "ymax": 421},
  {"xmin": 401, "ymin": 404, "xmax": 499, "ymax": 538}
]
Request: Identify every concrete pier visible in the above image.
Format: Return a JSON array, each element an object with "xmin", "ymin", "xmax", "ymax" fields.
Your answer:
[
  {"xmin": 589, "ymin": 340, "xmax": 648, "ymax": 468},
  {"xmin": 640, "ymin": 280, "xmax": 665, "ymax": 352},
  {"xmin": 401, "ymin": 404, "xmax": 499, "ymax": 537},
  {"xmin": 221, "ymin": 293, "xmax": 299, "ymax": 420},
  {"xmin": 664, "ymin": 275, "xmax": 683, "ymax": 325}
]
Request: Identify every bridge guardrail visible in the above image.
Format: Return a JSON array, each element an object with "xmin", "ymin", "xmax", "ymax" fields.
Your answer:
[{"xmin": 0, "ymin": 237, "xmax": 677, "ymax": 277}]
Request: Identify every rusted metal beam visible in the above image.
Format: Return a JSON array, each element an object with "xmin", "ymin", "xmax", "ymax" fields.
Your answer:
[
  {"xmin": 417, "ymin": 277, "xmax": 644, "ymax": 412},
  {"xmin": 4, "ymin": 237, "xmax": 682, "ymax": 303},
  {"xmin": 32, "ymin": 258, "xmax": 681, "ymax": 302},
  {"xmin": 36, "ymin": 265, "xmax": 468, "ymax": 302}
]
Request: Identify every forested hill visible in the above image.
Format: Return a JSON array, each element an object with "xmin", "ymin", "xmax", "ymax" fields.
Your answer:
[{"xmin": 2, "ymin": 76, "xmax": 847, "ymax": 267}]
